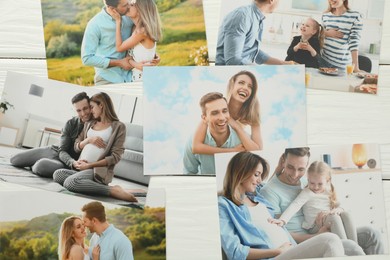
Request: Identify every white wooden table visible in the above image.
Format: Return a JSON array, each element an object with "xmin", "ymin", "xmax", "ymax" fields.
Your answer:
[{"xmin": 0, "ymin": 0, "xmax": 390, "ymax": 259}]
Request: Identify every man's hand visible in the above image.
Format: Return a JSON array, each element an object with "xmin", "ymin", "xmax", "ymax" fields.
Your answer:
[
  {"xmin": 87, "ymin": 136, "xmax": 106, "ymax": 149},
  {"xmin": 233, "ymin": 144, "xmax": 245, "ymax": 152},
  {"xmin": 118, "ymin": 56, "xmax": 133, "ymax": 70},
  {"xmin": 326, "ymin": 29, "xmax": 344, "ymax": 39},
  {"xmin": 74, "ymin": 160, "xmax": 91, "ymax": 171}
]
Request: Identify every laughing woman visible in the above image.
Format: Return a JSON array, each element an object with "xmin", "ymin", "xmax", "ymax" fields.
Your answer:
[
  {"xmin": 192, "ymin": 70, "xmax": 263, "ymax": 155},
  {"xmin": 53, "ymin": 92, "xmax": 137, "ymax": 202},
  {"xmin": 219, "ymin": 152, "xmax": 345, "ymax": 259},
  {"xmin": 59, "ymin": 216, "xmax": 94, "ymax": 260}
]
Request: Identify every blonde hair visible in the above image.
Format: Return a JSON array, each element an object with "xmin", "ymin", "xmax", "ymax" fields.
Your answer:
[
  {"xmin": 134, "ymin": 0, "xmax": 163, "ymax": 42},
  {"xmin": 226, "ymin": 71, "xmax": 260, "ymax": 126},
  {"xmin": 307, "ymin": 161, "xmax": 339, "ymax": 209},
  {"xmin": 220, "ymin": 152, "xmax": 269, "ymax": 206},
  {"xmin": 90, "ymin": 92, "xmax": 119, "ymax": 122},
  {"xmin": 58, "ymin": 216, "xmax": 83, "ymax": 260},
  {"xmin": 307, "ymin": 17, "xmax": 325, "ymax": 48}
]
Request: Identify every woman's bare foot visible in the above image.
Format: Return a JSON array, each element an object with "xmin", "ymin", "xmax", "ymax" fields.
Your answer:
[{"xmin": 110, "ymin": 185, "xmax": 138, "ymax": 202}]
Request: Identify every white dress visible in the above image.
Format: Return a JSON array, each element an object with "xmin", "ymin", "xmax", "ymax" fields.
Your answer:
[
  {"xmin": 128, "ymin": 40, "xmax": 156, "ymax": 82},
  {"xmin": 79, "ymin": 126, "xmax": 112, "ymax": 163}
]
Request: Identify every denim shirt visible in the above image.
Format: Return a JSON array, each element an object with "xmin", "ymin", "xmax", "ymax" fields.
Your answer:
[
  {"xmin": 183, "ymin": 125, "xmax": 242, "ymax": 175},
  {"xmin": 81, "ymin": 8, "xmax": 133, "ymax": 83},
  {"xmin": 219, "ymin": 194, "xmax": 296, "ymax": 260},
  {"xmin": 216, "ymin": 3, "xmax": 270, "ymax": 65},
  {"xmin": 89, "ymin": 224, "xmax": 134, "ymax": 260}
]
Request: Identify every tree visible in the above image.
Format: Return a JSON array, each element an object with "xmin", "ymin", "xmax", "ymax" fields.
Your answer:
[{"xmin": 46, "ymin": 34, "xmax": 78, "ymax": 58}]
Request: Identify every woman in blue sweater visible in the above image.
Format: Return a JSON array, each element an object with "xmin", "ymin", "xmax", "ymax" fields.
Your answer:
[{"xmin": 218, "ymin": 151, "xmax": 344, "ymax": 259}]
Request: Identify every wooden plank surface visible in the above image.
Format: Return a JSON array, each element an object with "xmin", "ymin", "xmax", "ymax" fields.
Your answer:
[{"xmin": 0, "ymin": 0, "xmax": 389, "ymax": 259}]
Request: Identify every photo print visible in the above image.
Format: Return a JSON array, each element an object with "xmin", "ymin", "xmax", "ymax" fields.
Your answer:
[
  {"xmin": 0, "ymin": 182, "xmax": 166, "ymax": 259},
  {"xmin": 216, "ymin": 0, "xmax": 384, "ymax": 94},
  {"xmin": 215, "ymin": 143, "xmax": 388, "ymax": 259},
  {"xmin": 40, "ymin": 0, "xmax": 208, "ymax": 86},
  {"xmin": 0, "ymin": 71, "xmax": 147, "ymax": 206},
  {"xmin": 143, "ymin": 65, "xmax": 307, "ymax": 175}
]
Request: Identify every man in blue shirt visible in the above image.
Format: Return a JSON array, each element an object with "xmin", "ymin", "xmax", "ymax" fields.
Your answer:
[
  {"xmin": 81, "ymin": 0, "xmax": 158, "ymax": 85},
  {"xmin": 259, "ymin": 147, "xmax": 384, "ymax": 256},
  {"xmin": 82, "ymin": 201, "xmax": 134, "ymax": 260},
  {"xmin": 183, "ymin": 92, "xmax": 244, "ymax": 175},
  {"xmin": 216, "ymin": 0, "xmax": 289, "ymax": 65}
]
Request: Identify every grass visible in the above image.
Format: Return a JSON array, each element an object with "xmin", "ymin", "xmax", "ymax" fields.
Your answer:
[
  {"xmin": 46, "ymin": 0, "xmax": 208, "ymax": 85},
  {"xmin": 47, "ymin": 56, "xmax": 95, "ymax": 86},
  {"xmin": 134, "ymin": 250, "xmax": 166, "ymax": 260}
]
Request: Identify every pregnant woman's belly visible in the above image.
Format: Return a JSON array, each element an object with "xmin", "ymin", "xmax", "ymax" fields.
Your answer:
[{"xmin": 79, "ymin": 144, "xmax": 104, "ymax": 163}]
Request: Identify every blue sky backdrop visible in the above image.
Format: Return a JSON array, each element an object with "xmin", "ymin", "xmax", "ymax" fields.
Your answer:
[{"xmin": 143, "ymin": 65, "xmax": 307, "ymax": 175}]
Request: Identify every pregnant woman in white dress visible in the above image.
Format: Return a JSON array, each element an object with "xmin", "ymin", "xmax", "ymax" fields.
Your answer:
[{"xmin": 53, "ymin": 92, "xmax": 137, "ymax": 202}]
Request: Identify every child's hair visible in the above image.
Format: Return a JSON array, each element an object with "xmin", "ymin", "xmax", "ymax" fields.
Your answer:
[
  {"xmin": 307, "ymin": 161, "xmax": 339, "ymax": 209},
  {"xmin": 308, "ymin": 17, "xmax": 325, "ymax": 49},
  {"xmin": 133, "ymin": 0, "xmax": 163, "ymax": 42},
  {"xmin": 226, "ymin": 70, "xmax": 260, "ymax": 126}
]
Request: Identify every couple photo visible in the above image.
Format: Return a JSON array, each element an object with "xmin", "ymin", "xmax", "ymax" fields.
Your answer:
[
  {"xmin": 0, "ymin": 183, "xmax": 166, "ymax": 259},
  {"xmin": 143, "ymin": 65, "xmax": 307, "ymax": 175},
  {"xmin": 215, "ymin": 145, "xmax": 387, "ymax": 259},
  {"xmin": 40, "ymin": 0, "xmax": 208, "ymax": 86},
  {"xmin": 0, "ymin": 72, "xmax": 148, "ymax": 206},
  {"xmin": 216, "ymin": 0, "xmax": 384, "ymax": 93}
]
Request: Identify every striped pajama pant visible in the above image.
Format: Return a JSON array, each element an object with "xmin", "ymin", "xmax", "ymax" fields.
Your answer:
[{"xmin": 53, "ymin": 168, "xmax": 110, "ymax": 196}]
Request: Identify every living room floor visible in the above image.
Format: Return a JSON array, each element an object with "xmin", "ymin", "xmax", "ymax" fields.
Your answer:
[{"xmin": 0, "ymin": 145, "xmax": 148, "ymax": 207}]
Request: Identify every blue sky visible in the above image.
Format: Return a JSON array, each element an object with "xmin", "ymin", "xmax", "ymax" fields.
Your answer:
[{"xmin": 143, "ymin": 65, "xmax": 307, "ymax": 175}]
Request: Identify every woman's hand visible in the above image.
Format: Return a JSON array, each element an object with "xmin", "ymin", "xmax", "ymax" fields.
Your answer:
[
  {"xmin": 75, "ymin": 160, "xmax": 91, "ymax": 171},
  {"xmin": 106, "ymin": 7, "xmax": 121, "ymax": 21},
  {"xmin": 87, "ymin": 136, "xmax": 106, "ymax": 149},
  {"xmin": 326, "ymin": 29, "xmax": 344, "ymax": 39},
  {"xmin": 92, "ymin": 245, "xmax": 100, "ymax": 260},
  {"xmin": 228, "ymin": 117, "xmax": 241, "ymax": 130},
  {"xmin": 277, "ymin": 242, "xmax": 292, "ymax": 254}
]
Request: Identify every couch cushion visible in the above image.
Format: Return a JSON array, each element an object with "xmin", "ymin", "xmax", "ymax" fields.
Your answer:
[
  {"xmin": 126, "ymin": 123, "xmax": 143, "ymax": 139},
  {"xmin": 122, "ymin": 149, "xmax": 143, "ymax": 164},
  {"xmin": 124, "ymin": 136, "xmax": 143, "ymax": 152}
]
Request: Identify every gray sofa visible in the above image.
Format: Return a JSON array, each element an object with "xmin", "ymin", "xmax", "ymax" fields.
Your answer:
[{"xmin": 114, "ymin": 123, "xmax": 149, "ymax": 185}]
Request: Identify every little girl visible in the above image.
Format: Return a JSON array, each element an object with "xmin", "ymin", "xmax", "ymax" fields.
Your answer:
[
  {"xmin": 285, "ymin": 18, "xmax": 324, "ymax": 68},
  {"xmin": 108, "ymin": 0, "xmax": 162, "ymax": 81},
  {"xmin": 272, "ymin": 161, "xmax": 357, "ymax": 242}
]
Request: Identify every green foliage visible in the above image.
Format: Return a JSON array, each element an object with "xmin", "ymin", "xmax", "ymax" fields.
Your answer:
[
  {"xmin": 156, "ymin": 0, "xmax": 186, "ymax": 12},
  {"xmin": 46, "ymin": 34, "xmax": 78, "ymax": 58},
  {"xmin": 0, "ymin": 208, "xmax": 166, "ymax": 259}
]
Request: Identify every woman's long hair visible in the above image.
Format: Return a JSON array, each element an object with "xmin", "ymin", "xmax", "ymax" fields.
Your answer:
[
  {"xmin": 59, "ymin": 216, "xmax": 82, "ymax": 260},
  {"xmin": 220, "ymin": 152, "xmax": 269, "ymax": 206},
  {"xmin": 326, "ymin": 0, "xmax": 350, "ymax": 13},
  {"xmin": 308, "ymin": 17, "xmax": 325, "ymax": 48},
  {"xmin": 226, "ymin": 71, "xmax": 260, "ymax": 126},
  {"xmin": 90, "ymin": 92, "xmax": 119, "ymax": 122},
  {"xmin": 134, "ymin": 0, "xmax": 163, "ymax": 42},
  {"xmin": 307, "ymin": 161, "xmax": 339, "ymax": 209}
]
